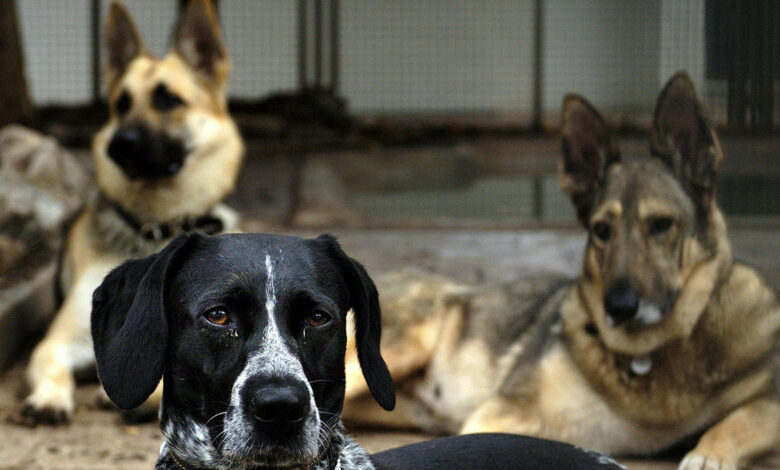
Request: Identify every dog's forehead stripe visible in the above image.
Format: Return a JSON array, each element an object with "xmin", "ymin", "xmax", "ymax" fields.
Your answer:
[{"xmin": 265, "ymin": 253, "xmax": 276, "ymax": 319}]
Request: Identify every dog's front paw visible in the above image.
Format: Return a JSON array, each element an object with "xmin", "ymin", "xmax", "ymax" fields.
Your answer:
[
  {"xmin": 678, "ymin": 452, "xmax": 737, "ymax": 470},
  {"xmin": 19, "ymin": 385, "xmax": 74, "ymax": 426}
]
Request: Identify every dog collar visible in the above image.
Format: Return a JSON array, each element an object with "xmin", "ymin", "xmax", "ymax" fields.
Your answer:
[
  {"xmin": 169, "ymin": 450, "xmax": 189, "ymax": 470},
  {"xmin": 630, "ymin": 355, "xmax": 652, "ymax": 375},
  {"xmin": 106, "ymin": 197, "xmax": 224, "ymax": 242}
]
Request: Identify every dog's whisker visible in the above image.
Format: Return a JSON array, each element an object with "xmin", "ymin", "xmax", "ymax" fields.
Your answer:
[
  {"xmin": 205, "ymin": 411, "xmax": 227, "ymax": 425},
  {"xmin": 308, "ymin": 379, "xmax": 343, "ymax": 385}
]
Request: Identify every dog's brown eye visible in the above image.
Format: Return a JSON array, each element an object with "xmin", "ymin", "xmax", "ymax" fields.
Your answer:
[
  {"xmin": 593, "ymin": 221, "xmax": 612, "ymax": 242},
  {"xmin": 649, "ymin": 217, "xmax": 674, "ymax": 236},
  {"xmin": 306, "ymin": 310, "xmax": 331, "ymax": 328},
  {"xmin": 115, "ymin": 91, "xmax": 131, "ymax": 116},
  {"xmin": 205, "ymin": 309, "xmax": 230, "ymax": 326},
  {"xmin": 152, "ymin": 84, "xmax": 185, "ymax": 112}
]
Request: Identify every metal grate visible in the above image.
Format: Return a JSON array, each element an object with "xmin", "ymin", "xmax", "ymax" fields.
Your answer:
[
  {"xmin": 17, "ymin": 0, "xmax": 92, "ymax": 104},
  {"xmin": 16, "ymin": 0, "xmax": 762, "ymax": 128},
  {"xmin": 11, "ymin": 0, "xmax": 778, "ymax": 226},
  {"xmin": 340, "ymin": 0, "xmax": 535, "ymax": 115}
]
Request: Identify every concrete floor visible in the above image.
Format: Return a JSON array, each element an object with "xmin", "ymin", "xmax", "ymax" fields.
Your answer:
[{"xmin": 1, "ymin": 227, "xmax": 778, "ymax": 469}]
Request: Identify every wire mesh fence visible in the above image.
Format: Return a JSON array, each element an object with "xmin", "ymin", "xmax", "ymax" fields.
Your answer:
[
  {"xmin": 10, "ymin": 0, "xmax": 779, "ymax": 225},
  {"xmin": 16, "ymin": 0, "xmax": 778, "ymax": 126}
]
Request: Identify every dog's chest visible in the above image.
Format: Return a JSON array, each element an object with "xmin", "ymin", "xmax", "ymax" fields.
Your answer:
[{"xmin": 566, "ymin": 321, "xmax": 748, "ymax": 428}]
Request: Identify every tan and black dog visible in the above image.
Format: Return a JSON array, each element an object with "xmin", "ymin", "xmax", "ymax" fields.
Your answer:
[
  {"xmin": 22, "ymin": 0, "xmax": 244, "ymax": 424},
  {"xmin": 343, "ymin": 73, "xmax": 779, "ymax": 469}
]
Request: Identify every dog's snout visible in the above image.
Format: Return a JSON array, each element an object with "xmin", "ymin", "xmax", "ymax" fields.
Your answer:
[
  {"xmin": 113, "ymin": 127, "xmax": 142, "ymax": 147},
  {"xmin": 108, "ymin": 127, "xmax": 143, "ymax": 176},
  {"xmin": 603, "ymin": 279, "xmax": 639, "ymax": 326},
  {"xmin": 247, "ymin": 382, "xmax": 310, "ymax": 433},
  {"xmin": 107, "ymin": 125, "xmax": 185, "ymax": 180}
]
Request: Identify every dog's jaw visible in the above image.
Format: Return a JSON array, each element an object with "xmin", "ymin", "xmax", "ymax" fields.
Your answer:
[{"xmin": 156, "ymin": 423, "xmax": 374, "ymax": 470}]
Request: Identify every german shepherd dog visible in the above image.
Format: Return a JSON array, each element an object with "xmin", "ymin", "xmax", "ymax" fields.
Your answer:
[
  {"xmin": 21, "ymin": 0, "xmax": 244, "ymax": 424},
  {"xmin": 343, "ymin": 73, "xmax": 780, "ymax": 469}
]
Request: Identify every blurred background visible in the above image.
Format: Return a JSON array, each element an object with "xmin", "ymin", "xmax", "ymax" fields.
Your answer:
[{"xmin": 4, "ymin": 0, "xmax": 778, "ymax": 228}]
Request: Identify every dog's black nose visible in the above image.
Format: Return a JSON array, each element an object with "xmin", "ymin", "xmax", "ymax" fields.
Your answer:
[
  {"xmin": 108, "ymin": 127, "xmax": 145, "ymax": 178},
  {"xmin": 107, "ymin": 125, "xmax": 185, "ymax": 179},
  {"xmin": 603, "ymin": 279, "xmax": 639, "ymax": 326},
  {"xmin": 249, "ymin": 383, "xmax": 310, "ymax": 432}
]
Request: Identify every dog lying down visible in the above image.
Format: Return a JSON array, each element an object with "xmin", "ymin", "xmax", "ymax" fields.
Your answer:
[{"xmin": 91, "ymin": 232, "xmax": 625, "ymax": 469}]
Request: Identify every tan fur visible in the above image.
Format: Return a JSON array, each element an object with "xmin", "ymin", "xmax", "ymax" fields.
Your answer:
[
  {"xmin": 93, "ymin": 52, "xmax": 243, "ymax": 223},
  {"xmin": 345, "ymin": 74, "xmax": 780, "ymax": 469},
  {"xmin": 22, "ymin": 0, "xmax": 244, "ymax": 424}
]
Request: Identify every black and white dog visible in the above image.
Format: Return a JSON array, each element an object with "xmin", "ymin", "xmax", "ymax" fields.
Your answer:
[{"xmin": 91, "ymin": 233, "xmax": 626, "ymax": 470}]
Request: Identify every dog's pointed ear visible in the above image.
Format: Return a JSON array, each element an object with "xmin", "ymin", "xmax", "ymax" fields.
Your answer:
[
  {"xmin": 104, "ymin": 1, "xmax": 145, "ymax": 87},
  {"xmin": 317, "ymin": 234, "xmax": 395, "ymax": 411},
  {"xmin": 560, "ymin": 94, "xmax": 621, "ymax": 224},
  {"xmin": 91, "ymin": 234, "xmax": 198, "ymax": 410},
  {"xmin": 651, "ymin": 72, "xmax": 723, "ymax": 209},
  {"xmin": 172, "ymin": 0, "xmax": 229, "ymax": 85}
]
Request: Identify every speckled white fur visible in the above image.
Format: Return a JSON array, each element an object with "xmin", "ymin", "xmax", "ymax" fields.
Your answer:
[{"xmin": 220, "ymin": 253, "xmax": 320, "ymax": 464}]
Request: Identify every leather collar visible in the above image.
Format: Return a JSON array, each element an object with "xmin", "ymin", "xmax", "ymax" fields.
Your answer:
[{"xmin": 106, "ymin": 197, "xmax": 224, "ymax": 242}]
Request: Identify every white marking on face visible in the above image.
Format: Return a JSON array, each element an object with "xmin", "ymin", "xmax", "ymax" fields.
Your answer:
[
  {"xmin": 265, "ymin": 253, "xmax": 277, "ymax": 325},
  {"xmin": 219, "ymin": 252, "xmax": 321, "ymax": 465},
  {"xmin": 635, "ymin": 300, "xmax": 663, "ymax": 326}
]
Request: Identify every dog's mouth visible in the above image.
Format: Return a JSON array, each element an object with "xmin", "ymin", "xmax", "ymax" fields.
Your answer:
[
  {"xmin": 604, "ymin": 298, "xmax": 673, "ymax": 331},
  {"xmin": 632, "ymin": 299, "xmax": 667, "ymax": 327},
  {"xmin": 218, "ymin": 410, "xmax": 325, "ymax": 470},
  {"xmin": 602, "ymin": 278, "xmax": 677, "ymax": 331},
  {"xmin": 221, "ymin": 440, "xmax": 323, "ymax": 470}
]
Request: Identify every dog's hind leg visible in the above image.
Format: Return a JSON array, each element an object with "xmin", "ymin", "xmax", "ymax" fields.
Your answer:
[
  {"xmin": 679, "ymin": 397, "xmax": 780, "ymax": 470},
  {"xmin": 22, "ymin": 265, "xmax": 108, "ymax": 424}
]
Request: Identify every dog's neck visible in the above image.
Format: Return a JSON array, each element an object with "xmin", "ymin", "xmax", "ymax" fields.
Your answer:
[
  {"xmin": 100, "ymin": 193, "xmax": 226, "ymax": 242},
  {"xmin": 156, "ymin": 410, "xmax": 374, "ymax": 470},
  {"xmin": 90, "ymin": 193, "xmax": 238, "ymax": 257}
]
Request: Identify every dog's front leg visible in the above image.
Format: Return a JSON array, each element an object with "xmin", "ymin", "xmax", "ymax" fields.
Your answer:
[
  {"xmin": 679, "ymin": 397, "xmax": 780, "ymax": 470},
  {"xmin": 22, "ymin": 265, "xmax": 108, "ymax": 424}
]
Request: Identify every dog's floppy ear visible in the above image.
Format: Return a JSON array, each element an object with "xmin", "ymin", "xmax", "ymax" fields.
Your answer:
[
  {"xmin": 91, "ymin": 234, "xmax": 196, "ymax": 410},
  {"xmin": 651, "ymin": 72, "xmax": 723, "ymax": 209},
  {"xmin": 172, "ymin": 0, "xmax": 229, "ymax": 85},
  {"xmin": 317, "ymin": 234, "xmax": 395, "ymax": 411},
  {"xmin": 560, "ymin": 94, "xmax": 622, "ymax": 224},
  {"xmin": 104, "ymin": 2, "xmax": 145, "ymax": 87}
]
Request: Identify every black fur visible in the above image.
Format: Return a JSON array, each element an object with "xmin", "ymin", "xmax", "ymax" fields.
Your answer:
[
  {"xmin": 317, "ymin": 234, "xmax": 395, "ymax": 411},
  {"xmin": 91, "ymin": 234, "xmax": 195, "ymax": 410},
  {"xmin": 372, "ymin": 434, "xmax": 626, "ymax": 470}
]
